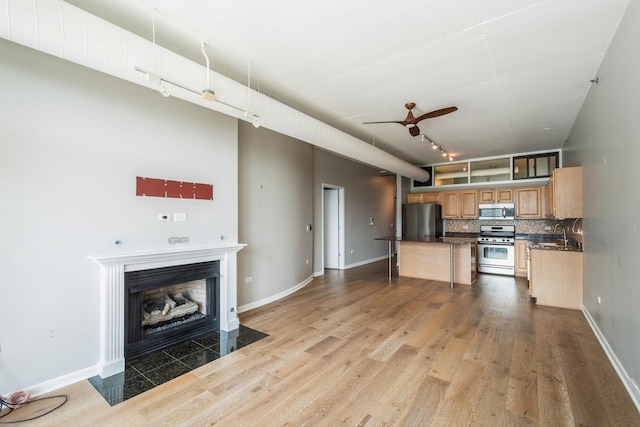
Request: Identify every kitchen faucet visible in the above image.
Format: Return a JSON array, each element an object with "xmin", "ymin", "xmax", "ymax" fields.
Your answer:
[{"xmin": 554, "ymin": 223, "xmax": 568, "ymax": 247}]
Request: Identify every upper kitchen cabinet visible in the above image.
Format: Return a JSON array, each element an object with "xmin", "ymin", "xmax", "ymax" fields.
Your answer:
[
  {"xmin": 422, "ymin": 192, "xmax": 441, "ymax": 203},
  {"xmin": 478, "ymin": 188, "xmax": 514, "ymax": 203},
  {"xmin": 515, "ymin": 187, "xmax": 543, "ymax": 218},
  {"xmin": 407, "ymin": 192, "xmax": 440, "ymax": 204},
  {"xmin": 442, "ymin": 191, "xmax": 478, "ymax": 219},
  {"xmin": 548, "ymin": 167, "xmax": 583, "ymax": 219},
  {"xmin": 407, "ymin": 193, "xmax": 423, "ymax": 204}
]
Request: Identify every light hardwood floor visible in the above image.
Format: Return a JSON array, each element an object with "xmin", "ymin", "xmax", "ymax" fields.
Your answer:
[{"xmin": 7, "ymin": 261, "xmax": 640, "ymax": 426}]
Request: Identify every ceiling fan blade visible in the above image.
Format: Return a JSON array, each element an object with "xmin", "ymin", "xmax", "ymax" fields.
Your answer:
[
  {"xmin": 409, "ymin": 126, "xmax": 421, "ymax": 137},
  {"xmin": 413, "ymin": 106, "xmax": 458, "ymax": 123},
  {"xmin": 362, "ymin": 120, "xmax": 404, "ymax": 125}
]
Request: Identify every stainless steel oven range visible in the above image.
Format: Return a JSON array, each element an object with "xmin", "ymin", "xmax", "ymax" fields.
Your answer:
[{"xmin": 477, "ymin": 225, "xmax": 515, "ymax": 276}]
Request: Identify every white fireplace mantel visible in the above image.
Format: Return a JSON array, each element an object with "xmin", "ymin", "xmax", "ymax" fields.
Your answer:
[{"xmin": 89, "ymin": 243, "xmax": 246, "ymax": 378}]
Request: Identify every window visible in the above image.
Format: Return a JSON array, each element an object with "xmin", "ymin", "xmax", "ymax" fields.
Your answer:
[{"xmin": 513, "ymin": 152, "xmax": 559, "ymax": 180}]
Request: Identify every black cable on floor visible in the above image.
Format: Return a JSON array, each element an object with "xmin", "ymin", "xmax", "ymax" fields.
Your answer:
[{"xmin": 0, "ymin": 395, "xmax": 68, "ymax": 424}]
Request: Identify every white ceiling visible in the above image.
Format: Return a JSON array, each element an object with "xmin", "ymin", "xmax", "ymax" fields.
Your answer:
[{"xmin": 65, "ymin": 0, "xmax": 628, "ymax": 166}]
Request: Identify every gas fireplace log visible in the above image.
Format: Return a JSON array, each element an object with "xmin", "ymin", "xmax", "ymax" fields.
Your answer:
[{"xmin": 142, "ymin": 293, "xmax": 199, "ymax": 326}]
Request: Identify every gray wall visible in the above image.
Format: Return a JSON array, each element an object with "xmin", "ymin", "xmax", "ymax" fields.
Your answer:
[
  {"xmin": 0, "ymin": 37, "xmax": 399, "ymax": 394},
  {"xmin": 564, "ymin": 0, "xmax": 640, "ymax": 396},
  {"xmin": 0, "ymin": 40, "xmax": 238, "ymax": 394},
  {"xmin": 237, "ymin": 123, "xmax": 314, "ymax": 308},
  {"xmin": 312, "ymin": 150, "xmax": 396, "ymax": 273}
]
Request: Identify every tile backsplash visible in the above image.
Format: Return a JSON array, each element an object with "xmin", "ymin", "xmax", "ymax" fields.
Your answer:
[{"xmin": 445, "ymin": 218, "xmax": 583, "ymax": 238}]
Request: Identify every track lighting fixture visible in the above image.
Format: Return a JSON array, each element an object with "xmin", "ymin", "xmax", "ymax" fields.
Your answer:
[{"xmin": 420, "ymin": 132, "xmax": 454, "ymax": 161}]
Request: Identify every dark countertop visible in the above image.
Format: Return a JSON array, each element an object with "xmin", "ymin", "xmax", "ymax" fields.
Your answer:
[
  {"xmin": 527, "ymin": 241, "xmax": 583, "ymax": 252},
  {"xmin": 518, "ymin": 233, "xmax": 583, "ymax": 252},
  {"xmin": 375, "ymin": 236, "xmax": 477, "ymax": 244}
]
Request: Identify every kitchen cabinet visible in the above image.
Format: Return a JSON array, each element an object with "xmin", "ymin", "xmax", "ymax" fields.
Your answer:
[
  {"xmin": 515, "ymin": 187, "xmax": 543, "ymax": 218},
  {"xmin": 530, "ymin": 249, "xmax": 583, "ymax": 310},
  {"xmin": 407, "ymin": 192, "xmax": 440, "ymax": 204},
  {"xmin": 548, "ymin": 167, "xmax": 583, "ymax": 219},
  {"xmin": 442, "ymin": 191, "xmax": 478, "ymax": 219},
  {"xmin": 515, "ymin": 239, "xmax": 529, "ymax": 278},
  {"xmin": 407, "ymin": 193, "xmax": 423, "ymax": 204},
  {"xmin": 479, "ymin": 188, "xmax": 514, "ymax": 203}
]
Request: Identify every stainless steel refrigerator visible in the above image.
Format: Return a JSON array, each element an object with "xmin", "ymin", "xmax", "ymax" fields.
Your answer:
[{"xmin": 402, "ymin": 203, "xmax": 443, "ymax": 238}]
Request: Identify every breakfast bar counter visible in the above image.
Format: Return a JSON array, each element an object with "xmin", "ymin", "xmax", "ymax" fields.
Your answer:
[{"xmin": 375, "ymin": 236, "xmax": 477, "ymax": 286}]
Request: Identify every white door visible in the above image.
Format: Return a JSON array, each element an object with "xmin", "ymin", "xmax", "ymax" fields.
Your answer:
[{"xmin": 324, "ymin": 188, "xmax": 340, "ymax": 269}]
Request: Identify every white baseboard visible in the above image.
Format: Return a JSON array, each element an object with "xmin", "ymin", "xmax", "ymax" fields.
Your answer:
[
  {"xmin": 23, "ymin": 365, "xmax": 99, "ymax": 397},
  {"xmin": 345, "ymin": 254, "xmax": 388, "ymax": 270},
  {"xmin": 312, "ymin": 255, "xmax": 389, "ymax": 276},
  {"xmin": 582, "ymin": 305, "xmax": 640, "ymax": 412},
  {"xmin": 238, "ymin": 275, "xmax": 314, "ymax": 313}
]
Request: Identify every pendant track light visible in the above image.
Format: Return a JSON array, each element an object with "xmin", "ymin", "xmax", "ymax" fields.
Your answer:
[{"xmin": 201, "ymin": 41, "xmax": 216, "ymax": 102}]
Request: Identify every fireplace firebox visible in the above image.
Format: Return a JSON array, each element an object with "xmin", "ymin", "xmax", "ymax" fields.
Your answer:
[{"xmin": 125, "ymin": 261, "xmax": 219, "ymax": 359}]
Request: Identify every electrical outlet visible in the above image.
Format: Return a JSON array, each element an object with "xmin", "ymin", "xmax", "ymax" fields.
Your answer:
[
  {"xmin": 245, "ymin": 277, "xmax": 253, "ymax": 283},
  {"xmin": 463, "ymin": 225, "xmax": 469, "ymax": 230},
  {"xmin": 597, "ymin": 294, "xmax": 602, "ymax": 304},
  {"xmin": 544, "ymin": 225, "xmax": 552, "ymax": 231}
]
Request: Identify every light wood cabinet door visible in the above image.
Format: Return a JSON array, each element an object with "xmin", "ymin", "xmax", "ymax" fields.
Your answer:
[
  {"xmin": 441, "ymin": 191, "xmax": 477, "ymax": 218},
  {"xmin": 530, "ymin": 249, "xmax": 583, "ymax": 309},
  {"xmin": 478, "ymin": 188, "xmax": 514, "ymax": 203},
  {"xmin": 551, "ymin": 167, "xmax": 583, "ymax": 219},
  {"xmin": 441, "ymin": 192, "xmax": 459, "ymax": 218},
  {"xmin": 459, "ymin": 191, "xmax": 478, "ymax": 218},
  {"xmin": 496, "ymin": 188, "xmax": 514, "ymax": 202},
  {"xmin": 479, "ymin": 189, "xmax": 495, "ymax": 203},
  {"xmin": 515, "ymin": 187, "xmax": 542, "ymax": 218},
  {"xmin": 407, "ymin": 193, "xmax": 423, "ymax": 204},
  {"xmin": 515, "ymin": 240, "xmax": 529, "ymax": 278},
  {"xmin": 422, "ymin": 192, "xmax": 440, "ymax": 203},
  {"xmin": 407, "ymin": 192, "xmax": 440, "ymax": 204}
]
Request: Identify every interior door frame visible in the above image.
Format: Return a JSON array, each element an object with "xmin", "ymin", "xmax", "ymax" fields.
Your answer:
[{"xmin": 322, "ymin": 184, "xmax": 345, "ymax": 270}]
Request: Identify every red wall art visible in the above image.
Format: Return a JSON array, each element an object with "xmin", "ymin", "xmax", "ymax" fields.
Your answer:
[{"xmin": 136, "ymin": 176, "xmax": 214, "ymax": 200}]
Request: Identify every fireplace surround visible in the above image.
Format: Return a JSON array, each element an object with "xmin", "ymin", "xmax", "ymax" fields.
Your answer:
[
  {"xmin": 90, "ymin": 243, "xmax": 245, "ymax": 378},
  {"xmin": 125, "ymin": 261, "xmax": 219, "ymax": 360}
]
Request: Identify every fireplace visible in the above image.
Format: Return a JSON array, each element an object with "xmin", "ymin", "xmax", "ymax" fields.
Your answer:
[
  {"xmin": 90, "ymin": 244, "xmax": 245, "ymax": 378},
  {"xmin": 125, "ymin": 261, "xmax": 219, "ymax": 360}
]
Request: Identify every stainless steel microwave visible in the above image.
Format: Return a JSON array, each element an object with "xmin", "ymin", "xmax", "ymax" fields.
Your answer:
[{"xmin": 478, "ymin": 203, "xmax": 515, "ymax": 220}]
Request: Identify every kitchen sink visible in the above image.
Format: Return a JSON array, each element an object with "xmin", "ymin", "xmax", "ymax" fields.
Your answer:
[{"xmin": 532, "ymin": 242, "xmax": 572, "ymax": 250}]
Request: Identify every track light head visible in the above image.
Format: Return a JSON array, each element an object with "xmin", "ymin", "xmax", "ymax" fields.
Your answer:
[
  {"xmin": 158, "ymin": 85, "xmax": 170, "ymax": 97},
  {"xmin": 202, "ymin": 89, "xmax": 216, "ymax": 102}
]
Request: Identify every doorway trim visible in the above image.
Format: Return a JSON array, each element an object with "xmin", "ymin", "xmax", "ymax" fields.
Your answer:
[{"xmin": 322, "ymin": 184, "xmax": 345, "ymax": 271}]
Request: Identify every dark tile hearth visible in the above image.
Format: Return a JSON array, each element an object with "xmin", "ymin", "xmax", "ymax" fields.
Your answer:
[{"xmin": 89, "ymin": 325, "xmax": 268, "ymax": 406}]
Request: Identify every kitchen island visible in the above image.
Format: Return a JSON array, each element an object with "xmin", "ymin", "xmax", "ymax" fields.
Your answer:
[{"xmin": 376, "ymin": 236, "xmax": 477, "ymax": 286}]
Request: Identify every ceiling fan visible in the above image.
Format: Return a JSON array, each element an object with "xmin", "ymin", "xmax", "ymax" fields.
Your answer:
[{"xmin": 363, "ymin": 102, "xmax": 457, "ymax": 137}]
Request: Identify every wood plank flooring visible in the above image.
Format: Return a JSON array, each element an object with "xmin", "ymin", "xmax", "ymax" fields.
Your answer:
[{"xmin": 6, "ymin": 261, "xmax": 639, "ymax": 426}]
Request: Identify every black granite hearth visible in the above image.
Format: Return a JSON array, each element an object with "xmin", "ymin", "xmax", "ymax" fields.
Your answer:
[{"xmin": 88, "ymin": 325, "xmax": 268, "ymax": 406}]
